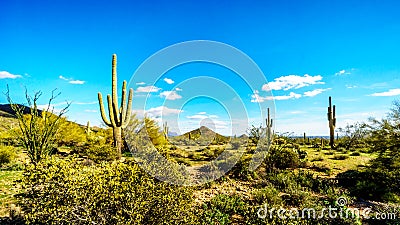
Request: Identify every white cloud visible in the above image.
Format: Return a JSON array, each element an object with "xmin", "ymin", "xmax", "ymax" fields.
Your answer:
[
  {"xmin": 202, "ymin": 119, "xmax": 228, "ymax": 129},
  {"xmin": 136, "ymin": 85, "xmax": 161, "ymax": 93},
  {"xmin": 187, "ymin": 114, "xmax": 208, "ymax": 120},
  {"xmin": 146, "ymin": 106, "xmax": 183, "ymax": 117},
  {"xmin": 84, "ymin": 109, "xmax": 97, "ymax": 113},
  {"xmin": 251, "ymin": 90, "xmax": 301, "ymax": 102},
  {"xmin": 185, "ymin": 113, "xmax": 228, "ymax": 130},
  {"xmin": 274, "ymin": 92, "xmax": 302, "ymax": 100},
  {"xmin": 262, "ymin": 74, "xmax": 324, "ymax": 91},
  {"xmin": 289, "ymin": 111, "xmax": 305, "ymax": 114},
  {"xmin": 136, "ymin": 81, "xmax": 146, "ymax": 85},
  {"xmin": 74, "ymin": 101, "xmax": 98, "ymax": 105},
  {"xmin": 59, "ymin": 75, "xmax": 68, "ymax": 81},
  {"xmin": 303, "ymin": 88, "xmax": 331, "ymax": 97},
  {"xmin": 346, "ymin": 84, "xmax": 357, "ymax": 89},
  {"xmin": 0, "ymin": 71, "xmax": 22, "ymax": 79},
  {"xmin": 198, "ymin": 112, "xmax": 207, "ymax": 115},
  {"xmin": 369, "ymin": 88, "xmax": 400, "ymax": 97},
  {"xmin": 175, "ymin": 87, "xmax": 183, "ymax": 91},
  {"xmin": 160, "ymin": 91, "xmax": 182, "ymax": 100},
  {"xmin": 69, "ymin": 80, "xmax": 85, "ymax": 85},
  {"xmin": 335, "ymin": 69, "xmax": 351, "ymax": 76},
  {"xmin": 59, "ymin": 75, "xmax": 85, "ymax": 84},
  {"xmin": 163, "ymin": 78, "xmax": 174, "ymax": 84}
]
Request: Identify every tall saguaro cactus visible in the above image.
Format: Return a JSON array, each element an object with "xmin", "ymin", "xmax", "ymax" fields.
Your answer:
[
  {"xmin": 98, "ymin": 54, "xmax": 133, "ymax": 157},
  {"xmin": 266, "ymin": 108, "xmax": 273, "ymax": 143},
  {"xmin": 327, "ymin": 96, "xmax": 336, "ymax": 149}
]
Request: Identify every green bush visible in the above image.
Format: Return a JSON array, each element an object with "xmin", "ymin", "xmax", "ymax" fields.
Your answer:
[
  {"xmin": 337, "ymin": 168, "xmax": 400, "ymax": 202},
  {"xmin": 332, "ymin": 154, "xmax": 349, "ymax": 160},
  {"xmin": 201, "ymin": 194, "xmax": 246, "ymax": 225},
  {"xmin": 0, "ymin": 145, "xmax": 16, "ymax": 166},
  {"xmin": 225, "ymin": 156, "xmax": 257, "ymax": 181},
  {"xmin": 350, "ymin": 151, "xmax": 361, "ymax": 156},
  {"xmin": 18, "ymin": 157, "xmax": 197, "ymax": 224},
  {"xmin": 56, "ymin": 119, "xmax": 87, "ymax": 147},
  {"xmin": 264, "ymin": 147, "xmax": 301, "ymax": 172},
  {"xmin": 231, "ymin": 140, "xmax": 241, "ymax": 150},
  {"xmin": 81, "ymin": 144, "xmax": 119, "ymax": 162},
  {"xmin": 253, "ymin": 184, "xmax": 282, "ymax": 206}
]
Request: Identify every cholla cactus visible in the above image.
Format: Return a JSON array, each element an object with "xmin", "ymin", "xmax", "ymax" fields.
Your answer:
[
  {"xmin": 98, "ymin": 54, "xmax": 133, "ymax": 157},
  {"xmin": 327, "ymin": 96, "xmax": 336, "ymax": 149}
]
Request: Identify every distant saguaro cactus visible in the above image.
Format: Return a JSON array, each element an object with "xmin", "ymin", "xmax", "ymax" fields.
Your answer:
[
  {"xmin": 303, "ymin": 132, "xmax": 306, "ymax": 144},
  {"xmin": 163, "ymin": 121, "xmax": 169, "ymax": 140},
  {"xmin": 86, "ymin": 121, "xmax": 91, "ymax": 134},
  {"xmin": 98, "ymin": 54, "xmax": 133, "ymax": 157},
  {"xmin": 266, "ymin": 108, "xmax": 273, "ymax": 143},
  {"xmin": 327, "ymin": 96, "xmax": 336, "ymax": 149}
]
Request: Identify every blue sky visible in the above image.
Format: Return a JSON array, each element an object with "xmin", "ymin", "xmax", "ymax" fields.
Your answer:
[{"xmin": 1, "ymin": 0, "xmax": 399, "ymax": 135}]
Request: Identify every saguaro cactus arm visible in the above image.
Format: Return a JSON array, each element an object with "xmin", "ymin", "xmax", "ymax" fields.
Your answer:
[
  {"xmin": 122, "ymin": 89, "xmax": 133, "ymax": 128},
  {"xmin": 266, "ymin": 107, "xmax": 273, "ymax": 127},
  {"xmin": 98, "ymin": 92, "xmax": 112, "ymax": 127}
]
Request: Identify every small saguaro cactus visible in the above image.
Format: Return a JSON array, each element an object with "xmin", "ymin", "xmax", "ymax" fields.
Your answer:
[
  {"xmin": 163, "ymin": 121, "xmax": 169, "ymax": 140},
  {"xmin": 327, "ymin": 96, "xmax": 336, "ymax": 149},
  {"xmin": 303, "ymin": 132, "xmax": 307, "ymax": 144},
  {"xmin": 98, "ymin": 54, "xmax": 133, "ymax": 158},
  {"xmin": 86, "ymin": 121, "xmax": 91, "ymax": 134},
  {"xmin": 266, "ymin": 108, "xmax": 273, "ymax": 143}
]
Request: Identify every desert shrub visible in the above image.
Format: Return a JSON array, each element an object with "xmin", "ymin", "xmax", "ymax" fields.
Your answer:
[
  {"xmin": 174, "ymin": 157, "xmax": 192, "ymax": 166},
  {"xmin": 281, "ymin": 188, "xmax": 311, "ymax": 207},
  {"xmin": 311, "ymin": 164, "xmax": 332, "ymax": 175},
  {"xmin": 226, "ymin": 156, "xmax": 256, "ymax": 181},
  {"xmin": 201, "ymin": 194, "xmax": 246, "ymax": 225},
  {"xmin": 266, "ymin": 170, "xmax": 334, "ymax": 195},
  {"xmin": 253, "ymin": 184, "xmax": 282, "ymax": 206},
  {"xmin": 350, "ymin": 151, "xmax": 361, "ymax": 156},
  {"xmin": 0, "ymin": 145, "xmax": 16, "ymax": 166},
  {"xmin": 264, "ymin": 147, "xmax": 301, "ymax": 172},
  {"xmin": 204, "ymin": 147, "xmax": 224, "ymax": 159},
  {"xmin": 231, "ymin": 140, "xmax": 241, "ymax": 150},
  {"xmin": 81, "ymin": 144, "xmax": 119, "ymax": 162},
  {"xmin": 311, "ymin": 156, "xmax": 324, "ymax": 162},
  {"xmin": 338, "ymin": 168, "xmax": 400, "ymax": 203},
  {"xmin": 324, "ymin": 151, "xmax": 334, "ymax": 155},
  {"xmin": 18, "ymin": 157, "xmax": 197, "ymax": 224},
  {"xmin": 0, "ymin": 128, "xmax": 19, "ymax": 146},
  {"xmin": 332, "ymin": 154, "xmax": 349, "ymax": 160},
  {"xmin": 56, "ymin": 119, "xmax": 87, "ymax": 146}
]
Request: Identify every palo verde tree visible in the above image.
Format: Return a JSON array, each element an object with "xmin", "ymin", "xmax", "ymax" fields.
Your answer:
[
  {"xmin": 337, "ymin": 122, "xmax": 367, "ymax": 150},
  {"xmin": 98, "ymin": 54, "xmax": 133, "ymax": 158},
  {"xmin": 5, "ymin": 86, "xmax": 70, "ymax": 164},
  {"xmin": 366, "ymin": 100, "xmax": 400, "ymax": 168}
]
